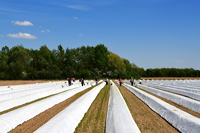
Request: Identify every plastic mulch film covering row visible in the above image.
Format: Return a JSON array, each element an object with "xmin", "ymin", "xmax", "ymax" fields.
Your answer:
[
  {"xmin": 106, "ymin": 80, "xmax": 140, "ymax": 133},
  {"xmin": 137, "ymin": 84, "xmax": 200, "ymax": 113},
  {"xmin": 34, "ymin": 82, "xmax": 106, "ymax": 133},
  {"xmin": 0, "ymin": 81, "xmax": 93, "ymax": 133},
  {"xmin": 123, "ymin": 83, "xmax": 200, "ymax": 133}
]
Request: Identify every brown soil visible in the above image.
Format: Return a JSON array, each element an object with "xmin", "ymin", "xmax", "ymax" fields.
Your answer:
[
  {"xmin": 0, "ymin": 80, "xmax": 64, "ymax": 86},
  {"xmin": 2, "ymin": 80, "xmax": 197, "ymax": 132},
  {"xmin": 74, "ymin": 84, "xmax": 110, "ymax": 133},
  {"xmin": 141, "ymin": 77, "xmax": 200, "ymax": 80}
]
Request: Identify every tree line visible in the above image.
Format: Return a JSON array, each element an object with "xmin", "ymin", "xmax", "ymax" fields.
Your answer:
[
  {"xmin": 1, "ymin": 44, "xmax": 199, "ymax": 80},
  {"xmin": 144, "ymin": 68, "xmax": 200, "ymax": 77},
  {"xmin": 0, "ymin": 44, "xmax": 144, "ymax": 80}
]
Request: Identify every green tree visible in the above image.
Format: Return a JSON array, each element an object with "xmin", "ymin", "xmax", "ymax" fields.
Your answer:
[
  {"xmin": 0, "ymin": 46, "xmax": 9, "ymax": 79},
  {"xmin": 7, "ymin": 45, "xmax": 30, "ymax": 79},
  {"xmin": 107, "ymin": 53, "xmax": 126, "ymax": 78},
  {"xmin": 94, "ymin": 44, "xmax": 108, "ymax": 74}
]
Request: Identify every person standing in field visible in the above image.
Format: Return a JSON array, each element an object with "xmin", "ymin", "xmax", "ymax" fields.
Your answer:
[
  {"xmin": 95, "ymin": 76, "xmax": 98, "ymax": 85},
  {"xmin": 139, "ymin": 79, "xmax": 142, "ymax": 84},
  {"xmin": 130, "ymin": 78, "xmax": 134, "ymax": 86},
  {"xmin": 81, "ymin": 78, "xmax": 85, "ymax": 86},
  {"xmin": 119, "ymin": 78, "xmax": 123, "ymax": 86},
  {"xmin": 105, "ymin": 77, "xmax": 108, "ymax": 85},
  {"xmin": 68, "ymin": 78, "xmax": 71, "ymax": 86}
]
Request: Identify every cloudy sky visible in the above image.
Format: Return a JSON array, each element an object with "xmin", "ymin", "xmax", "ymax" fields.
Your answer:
[{"xmin": 0, "ymin": 0, "xmax": 200, "ymax": 70}]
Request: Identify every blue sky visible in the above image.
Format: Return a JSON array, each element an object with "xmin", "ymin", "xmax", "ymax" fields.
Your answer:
[{"xmin": 0, "ymin": 0, "xmax": 200, "ymax": 70}]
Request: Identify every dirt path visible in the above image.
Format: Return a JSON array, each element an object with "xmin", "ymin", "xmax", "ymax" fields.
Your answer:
[
  {"xmin": 74, "ymin": 84, "xmax": 110, "ymax": 133},
  {"xmin": 141, "ymin": 77, "xmax": 200, "ymax": 80}
]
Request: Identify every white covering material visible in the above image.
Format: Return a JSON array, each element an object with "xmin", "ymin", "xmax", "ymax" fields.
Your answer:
[
  {"xmin": 34, "ymin": 82, "xmax": 106, "ymax": 133},
  {"xmin": 0, "ymin": 84, "xmax": 80, "ymax": 112},
  {"xmin": 0, "ymin": 81, "xmax": 78, "ymax": 101},
  {"xmin": 106, "ymin": 81, "xmax": 140, "ymax": 133},
  {"xmin": 0, "ymin": 84, "xmax": 92, "ymax": 133},
  {"xmin": 142, "ymin": 80, "xmax": 200, "ymax": 101},
  {"xmin": 123, "ymin": 83, "xmax": 200, "ymax": 133},
  {"xmin": 137, "ymin": 84, "xmax": 200, "ymax": 113}
]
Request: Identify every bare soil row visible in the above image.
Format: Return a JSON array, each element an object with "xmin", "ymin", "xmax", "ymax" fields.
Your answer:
[{"xmin": 141, "ymin": 77, "xmax": 200, "ymax": 80}]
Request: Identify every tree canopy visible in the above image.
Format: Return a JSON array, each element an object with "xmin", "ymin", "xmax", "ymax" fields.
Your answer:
[
  {"xmin": 0, "ymin": 44, "xmax": 144, "ymax": 80},
  {"xmin": 0, "ymin": 44, "xmax": 199, "ymax": 80}
]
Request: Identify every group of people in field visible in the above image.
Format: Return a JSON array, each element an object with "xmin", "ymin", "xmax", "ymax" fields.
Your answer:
[
  {"xmin": 119, "ymin": 77, "xmax": 142, "ymax": 86},
  {"xmin": 67, "ymin": 76, "xmax": 141, "ymax": 87}
]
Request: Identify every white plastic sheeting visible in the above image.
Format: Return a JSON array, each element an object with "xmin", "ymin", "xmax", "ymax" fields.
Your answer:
[
  {"xmin": 34, "ymin": 82, "xmax": 106, "ymax": 133},
  {"xmin": 0, "ymin": 84, "xmax": 80, "ymax": 112},
  {"xmin": 0, "ymin": 81, "xmax": 73, "ymax": 101},
  {"xmin": 143, "ymin": 79, "xmax": 200, "ymax": 91},
  {"xmin": 0, "ymin": 83, "xmax": 92, "ymax": 133},
  {"xmin": 106, "ymin": 81, "xmax": 140, "ymax": 133},
  {"xmin": 123, "ymin": 83, "xmax": 200, "ymax": 133},
  {"xmin": 142, "ymin": 80, "xmax": 200, "ymax": 101},
  {"xmin": 137, "ymin": 84, "xmax": 200, "ymax": 113}
]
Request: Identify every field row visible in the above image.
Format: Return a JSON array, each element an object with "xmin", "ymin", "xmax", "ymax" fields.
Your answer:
[{"xmin": 0, "ymin": 80, "xmax": 200, "ymax": 132}]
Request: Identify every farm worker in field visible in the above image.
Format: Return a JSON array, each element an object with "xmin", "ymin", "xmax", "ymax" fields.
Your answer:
[
  {"xmin": 95, "ymin": 76, "xmax": 98, "ymax": 85},
  {"xmin": 130, "ymin": 78, "xmax": 134, "ymax": 86},
  {"xmin": 105, "ymin": 77, "xmax": 108, "ymax": 85},
  {"xmin": 119, "ymin": 78, "xmax": 123, "ymax": 86},
  {"xmin": 139, "ymin": 79, "xmax": 142, "ymax": 84},
  {"xmin": 68, "ymin": 78, "xmax": 72, "ymax": 86},
  {"xmin": 81, "ymin": 78, "xmax": 85, "ymax": 86}
]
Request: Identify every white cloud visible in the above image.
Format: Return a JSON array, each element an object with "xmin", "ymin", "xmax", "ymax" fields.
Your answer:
[
  {"xmin": 12, "ymin": 21, "xmax": 34, "ymax": 26},
  {"xmin": 73, "ymin": 17, "xmax": 78, "ymax": 19},
  {"xmin": 65, "ymin": 5, "xmax": 89, "ymax": 11},
  {"xmin": 41, "ymin": 29, "xmax": 50, "ymax": 33},
  {"xmin": 79, "ymin": 34, "xmax": 84, "ymax": 36},
  {"xmin": 7, "ymin": 33, "xmax": 37, "ymax": 39}
]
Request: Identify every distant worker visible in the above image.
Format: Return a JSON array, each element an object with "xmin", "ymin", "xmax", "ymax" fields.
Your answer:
[
  {"xmin": 130, "ymin": 78, "xmax": 134, "ymax": 86},
  {"xmin": 139, "ymin": 79, "xmax": 142, "ymax": 84},
  {"xmin": 95, "ymin": 76, "xmax": 98, "ymax": 85},
  {"xmin": 119, "ymin": 78, "xmax": 123, "ymax": 86},
  {"xmin": 105, "ymin": 77, "xmax": 108, "ymax": 85},
  {"xmin": 68, "ymin": 78, "xmax": 72, "ymax": 86},
  {"xmin": 81, "ymin": 78, "xmax": 85, "ymax": 86}
]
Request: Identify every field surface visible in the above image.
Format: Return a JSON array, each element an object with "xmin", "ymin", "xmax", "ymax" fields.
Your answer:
[{"xmin": 1, "ymin": 79, "xmax": 200, "ymax": 132}]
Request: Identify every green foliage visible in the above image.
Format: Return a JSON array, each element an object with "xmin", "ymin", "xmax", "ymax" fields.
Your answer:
[
  {"xmin": 94, "ymin": 44, "xmax": 108, "ymax": 73},
  {"xmin": 4, "ymin": 44, "xmax": 199, "ymax": 80},
  {"xmin": 144, "ymin": 68, "xmax": 200, "ymax": 77},
  {"xmin": 107, "ymin": 53, "xmax": 126, "ymax": 77}
]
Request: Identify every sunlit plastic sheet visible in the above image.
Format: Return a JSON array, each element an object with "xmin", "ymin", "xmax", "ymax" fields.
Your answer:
[
  {"xmin": 0, "ymin": 83, "xmax": 80, "ymax": 112},
  {"xmin": 145, "ymin": 83, "xmax": 200, "ymax": 101},
  {"xmin": 0, "ymin": 81, "xmax": 62, "ymax": 92},
  {"xmin": 137, "ymin": 84, "xmax": 200, "ymax": 113},
  {"xmin": 143, "ymin": 80, "xmax": 200, "ymax": 93},
  {"xmin": 0, "ymin": 81, "xmax": 75, "ymax": 101},
  {"xmin": 34, "ymin": 82, "xmax": 106, "ymax": 133},
  {"xmin": 106, "ymin": 81, "xmax": 140, "ymax": 133},
  {"xmin": 0, "ymin": 83, "xmax": 92, "ymax": 133},
  {"xmin": 124, "ymin": 84, "xmax": 200, "ymax": 133}
]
